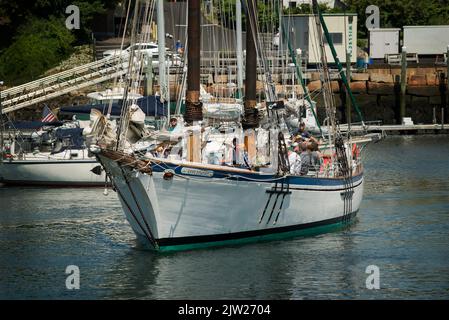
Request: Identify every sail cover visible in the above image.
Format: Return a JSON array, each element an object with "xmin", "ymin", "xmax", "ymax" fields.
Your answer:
[{"xmin": 60, "ymin": 96, "xmax": 167, "ymax": 117}]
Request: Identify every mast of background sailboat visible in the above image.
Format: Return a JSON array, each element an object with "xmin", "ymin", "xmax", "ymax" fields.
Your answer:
[
  {"xmin": 242, "ymin": 0, "xmax": 258, "ymax": 129},
  {"xmin": 236, "ymin": 0, "xmax": 244, "ymax": 97},
  {"xmin": 157, "ymin": 0, "xmax": 167, "ymax": 108},
  {"xmin": 311, "ymin": 0, "xmax": 336, "ymax": 138},
  {"xmin": 184, "ymin": 0, "xmax": 203, "ymax": 124}
]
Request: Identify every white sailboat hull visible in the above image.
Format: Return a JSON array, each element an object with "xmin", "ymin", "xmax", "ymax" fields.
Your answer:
[
  {"xmin": 99, "ymin": 154, "xmax": 364, "ymax": 251},
  {"xmin": 0, "ymin": 160, "xmax": 106, "ymax": 186}
]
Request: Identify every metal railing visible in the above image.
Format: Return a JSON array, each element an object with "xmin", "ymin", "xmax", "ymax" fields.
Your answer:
[{"xmin": 1, "ymin": 55, "xmax": 130, "ymax": 114}]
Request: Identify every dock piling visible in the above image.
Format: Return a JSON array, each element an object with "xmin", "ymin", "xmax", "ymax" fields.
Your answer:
[
  {"xmin": 442, "ymin": 108, "xmax": 445, "ymax": 129},
  {"xmin": 433, "ymin": 107, "xmax": 436, "ymax": 124},
  {"xmin": 446, "ymin": 45, "xmax": 449, "ymax": 125},
  {"xmin": 400, "ymin": 46, "xmax": 407, "ymax": 124}
]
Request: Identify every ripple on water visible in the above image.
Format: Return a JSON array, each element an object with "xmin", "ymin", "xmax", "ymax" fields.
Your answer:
[{"xmin": 1, "ymin": 135, "xmax": 449, "ymax": 299}]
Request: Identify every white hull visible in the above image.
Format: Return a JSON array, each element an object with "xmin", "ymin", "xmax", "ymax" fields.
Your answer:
[
  {"xmin": 99, "ymin": 154, "xmax": 364, "ymax": 251},
  {"xmin": 0, "ymin": 160, "xmax": 106, "ymax": 186}
]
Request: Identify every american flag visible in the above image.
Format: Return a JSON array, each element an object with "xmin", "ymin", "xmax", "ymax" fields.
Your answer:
[{"xmin": 41, "ymin": 106, "xmax": 57, "ymax": 122}]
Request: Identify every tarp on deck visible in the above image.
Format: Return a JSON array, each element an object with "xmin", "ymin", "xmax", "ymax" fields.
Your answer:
[
  {"xmin": 6, "ymin": 121, "xmax": 64, "ymax": 130},
  {"xmin": 59, "ymin": 96, "xmax": 167, "ymax": 118}
]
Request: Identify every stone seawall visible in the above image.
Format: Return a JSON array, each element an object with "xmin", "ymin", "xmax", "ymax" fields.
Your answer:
[
  {"xmin": 7, "ymin": 66, "xmax": 449, "ymax": 125},
  {"xmin": 309, "ymin": 66, "xmax": 448, "ymax": 125}
]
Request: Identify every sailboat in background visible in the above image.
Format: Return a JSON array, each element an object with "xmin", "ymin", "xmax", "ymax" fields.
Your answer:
[
  {"xmin": 0, "ymin": 106, "xmax": 108, "ymax": 186},
  {"xmin": 86, "ymin": 0, "xmax": 371, "ymax": 251}
]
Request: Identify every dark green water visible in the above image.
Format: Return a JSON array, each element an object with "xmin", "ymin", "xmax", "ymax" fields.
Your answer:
[{"xmin": 1, "ymin": 135, "xmax": 448, "ymax": 299}]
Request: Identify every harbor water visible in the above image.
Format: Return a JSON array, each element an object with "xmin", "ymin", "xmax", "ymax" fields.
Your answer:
[{"xmin": 0, "ymin": 135, "xmax": 448, "ymax": 299}]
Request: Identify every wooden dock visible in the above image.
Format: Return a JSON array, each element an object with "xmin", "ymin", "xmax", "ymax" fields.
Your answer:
[{"xmin": 339, "ymin": 123, "xmax": 449, "ymax": 135}]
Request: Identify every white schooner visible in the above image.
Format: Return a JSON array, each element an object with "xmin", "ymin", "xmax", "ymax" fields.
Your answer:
[{"xmin": 87, "ymin": 0, "xmax": 372, "ymax": 251}]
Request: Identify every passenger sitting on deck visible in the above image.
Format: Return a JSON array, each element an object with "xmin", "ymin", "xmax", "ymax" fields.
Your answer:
[
  {"xmin": 292, "ymin": 122, "xmax": 318, "ymax": 144},
  {"xmin": 168, "ymin": 117, "xmax": 179, "ymax": 132},
  {"xmin": 292, "ymin": 122, "xmax": 310, "ymax": 140},
  {"xmin": 288, "ymin": 143, "xmax": 301, "ymax": 175},
  {"xmin": 299, "ymin": 142, "xmax": 321, "ymax": 175}
]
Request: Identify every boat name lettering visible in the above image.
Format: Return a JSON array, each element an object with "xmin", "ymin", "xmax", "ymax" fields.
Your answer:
[{"xmin": 181, "ymin": 168, "xmax": 214, "ymax": 177}]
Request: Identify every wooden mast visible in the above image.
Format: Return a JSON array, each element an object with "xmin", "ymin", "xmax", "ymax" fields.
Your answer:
[
  {"xmin": 241, "ymin": 0, "xmax": 258, "ymax": 166},
  {"xmin": 242, "ymin": 0, "xmax": 258, "ymax": 130},
  {"xmin": 185, "ymin": 0, "xmax": 203, "ymax": 124}
]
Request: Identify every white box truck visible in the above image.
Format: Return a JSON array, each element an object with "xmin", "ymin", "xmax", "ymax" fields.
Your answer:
[{"xmin": 403, "ymin": 26, "xmax": 449, "ymax": 55}]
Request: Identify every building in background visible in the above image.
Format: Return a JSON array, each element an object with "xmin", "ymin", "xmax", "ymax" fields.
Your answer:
[
  {"xmin": 282, "ymin": 13, "xmax": 357, "ymax": 64},
  {"xmin": 368, "ymin": 28, "xmax": 400, "ymax": 60},
  {"xmin": 282, "ymin": 0, "xmax": 348, "ymax": 9}
]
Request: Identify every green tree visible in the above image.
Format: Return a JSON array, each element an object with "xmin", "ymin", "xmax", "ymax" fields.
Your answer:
[
  {"xmin": 0, "ymin": 0, "xmax": 119, "ymax": 49},
  {"xmin": 214, "ymin": 0, "xmax": 280, "ymax": 32},
  {"xmin": 346, "ymin": 0, "xmax": 449, "ymax": 38},
  {"xmin": 0, "ymin": 17, "xmax": 75, "ymax": 85}
]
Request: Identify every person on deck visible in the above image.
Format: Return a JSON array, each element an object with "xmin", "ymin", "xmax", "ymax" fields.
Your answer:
[
  {"xmin": 168, "ymin": 117, "xmax": 179, "ymax": 132},
  {"xmin": 288, "ymin": 143, "xmax": 302, "ymax": 175},
  {"xmin": 292, "ymin": 122, "xmax": 318, "ymax": 144},
  {"xmin": 299, "ymin": 142, "xmax": 321, "ymax": 175},
  {"xmin": 175, "ymin": 40, "xmax": 184, "ymax": 54}
]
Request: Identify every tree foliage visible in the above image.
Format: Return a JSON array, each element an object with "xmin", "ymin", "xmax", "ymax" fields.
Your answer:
[
  {"xmin": 0, "ymin": 0, "xmax": 118, "ymax": 49},
  {"xmin": 0, "ymin": 17, "xmax": 75, "ymax": 85},
  {"xmin": 0, "ymin": 0, "xmax": 119, "ymax": 84},
  {"xmin": 346, "ymin": 0, "xmax": 449, "ymax": 38},
  {"xmin": 214, "ymin": 0, "xmax": 281, "ymax": 33}
]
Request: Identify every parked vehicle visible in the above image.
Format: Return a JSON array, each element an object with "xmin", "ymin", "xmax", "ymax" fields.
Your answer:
[{"xmin": 102, "ymin": 42, "xmax": 162, "ymax": 58}]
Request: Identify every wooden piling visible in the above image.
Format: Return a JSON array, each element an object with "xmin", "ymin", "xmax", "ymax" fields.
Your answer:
[
  {"xmin": 446, "ymin": 45, "xmax": 449, "ymax": 124},
  {"xmin": 400, "ymin": 46, "xmax": 407, "ymax": 124},
  {"xmin": 0, "ymin": 86, "xmax": 3, "ymax": 164},
  {"xmin": 393, "ymin": 75, "xmax": 402, "ymax": 124},
  {"xmin": 440, "ymin": 72, "xmax": 447, "ymax": 127}
]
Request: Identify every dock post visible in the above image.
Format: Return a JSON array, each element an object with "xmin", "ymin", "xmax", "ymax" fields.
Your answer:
[
  {"xmin": 442, "ymin": 108, "xmax": 445, "ymax": 129},
  {"xmin": 433, "ymin": 107, "xmax": 436, "ymax": 124},
  {"xmin": 400, "ymin": 46, "xmax": 407, "ymax": 124},
  {"xmin": 446, "ymin": 45, "xmax": 449, "ymax": 125},
  {"xmin": 394, "ymin": 75, "xmax": 401, "ymax": 124},
  {"xmin": 346, "ymin": 50, "xmax": 351, "ymax": 133},
  {"xmin": 440, "ymin": 71, "xmax": 447, "ymax": 128},
  {"xmin": 0, "ymin": 81, "xmax": 3, "ymax": 164}
]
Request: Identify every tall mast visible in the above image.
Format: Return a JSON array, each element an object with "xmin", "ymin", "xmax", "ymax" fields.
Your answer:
[
  {"xmin": 185, "ymin": 0, "xmax": 203, "ymax": 124},
  {"xmin": 313, "ymin": 0, "xmax": 365, "ymax": 128},
  {"xmin": 311, "ymin": 0, "xmax": 336, "ymax": 138},
  {"xmin": 242, "ymin": 0, "xmax": 258, "ymax": 129},
  {"xmin": 157, "ymin": 0, "xmax": 167, "ymax": 104},
  {"xmin": 236, "ymin": 0, "xmax": 244, "ymax": 97}
]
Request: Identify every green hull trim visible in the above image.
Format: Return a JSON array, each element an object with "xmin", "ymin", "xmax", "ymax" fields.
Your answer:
[{"xmin": 155, "ymin": 216, "xmax": 357, "ymax": 252}]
